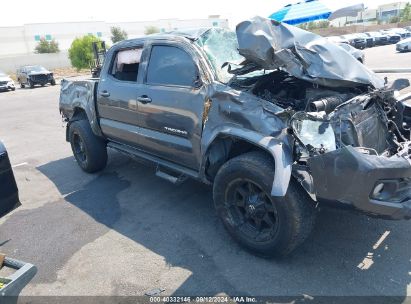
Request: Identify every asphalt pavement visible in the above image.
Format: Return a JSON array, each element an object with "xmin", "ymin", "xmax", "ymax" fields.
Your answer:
[{"xmin": 0, "ymin": 44, "xmax": 410, "ymax": 301}]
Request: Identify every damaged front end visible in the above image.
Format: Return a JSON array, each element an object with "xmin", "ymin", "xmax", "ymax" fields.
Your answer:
[
  {"xmin": 201, "ymin": 17, "xmax": 411, "ymax": 219},
  {"xmin": 291, "ymin": 90, "xmax": 411, "ymax": 220}
]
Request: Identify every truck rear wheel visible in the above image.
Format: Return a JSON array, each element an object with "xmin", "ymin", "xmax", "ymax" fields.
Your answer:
[
  {"xmin": 69, "ymin": 119, "xmax": 107, "ymax": 173},
  {"xmin": 213, "ymin": 151, "xmax": 316, "ymax": 257}
]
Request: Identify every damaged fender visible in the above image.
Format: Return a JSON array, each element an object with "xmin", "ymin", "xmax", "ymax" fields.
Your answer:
[
  {"xmin": 60, "ymin": 79, "xmax": 103, "ymax": 138},
  {"xmin": 202, "ymin": 127, "xmax": 293, "ymax": 197}
]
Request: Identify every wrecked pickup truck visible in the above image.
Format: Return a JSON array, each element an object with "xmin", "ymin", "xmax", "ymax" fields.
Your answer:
[{"xmin": 60, "ymin": 16, "xmax": 411, "ymax": 257}]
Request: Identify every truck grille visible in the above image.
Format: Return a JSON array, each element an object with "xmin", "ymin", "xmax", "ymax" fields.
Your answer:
[{"xmin": 31, "ymin": 74, "xmax": 48, "ymax": 82}]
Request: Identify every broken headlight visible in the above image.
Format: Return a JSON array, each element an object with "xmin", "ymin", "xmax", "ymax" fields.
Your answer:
[{"xmin": 291, "ymin": 112, "xmax": 336, "ymax": 154}]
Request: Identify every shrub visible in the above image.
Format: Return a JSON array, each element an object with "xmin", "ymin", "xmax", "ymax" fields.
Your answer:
[
  {"xmin": 35, "ymin": 39, "xmax": 60, "ymax": 53},
  {"xmin": 145, "ymin": 26, "xmax": 160, "ymax": 35},
  {"xmin": 110, "ymin": 26, "xmax": 128, "ymax": 43},
  {"xmin": 68, "ymin": 35, "xmax": 102, "ymax": 71}
]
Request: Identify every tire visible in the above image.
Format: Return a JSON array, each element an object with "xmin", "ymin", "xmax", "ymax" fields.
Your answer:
[
  {"xmin": 19, "ymin": 80, "xmax": 25, "ymax": 89},
  {"xmin": 213, "ymin": 151, "xmax": 316, "ymax": 257},
  {"xmin": 50, "ymin": 79, "xmax": 56, "ymax": 86},
  {"xmin": 11, "ymin": 87, "xmax": 16, "ymax": 91},
  {"xmin": 29, "ymin": 80, "xmax": 34, "ymax": 89},
  {"xmin": 69, "ymin": 119, "xmax": 107, "ymax": 173}
]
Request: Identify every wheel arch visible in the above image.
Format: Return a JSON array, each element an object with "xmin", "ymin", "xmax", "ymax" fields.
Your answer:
[{"xmin": 202, "ymin": 129, "xmax": 293, "ymax": 197}]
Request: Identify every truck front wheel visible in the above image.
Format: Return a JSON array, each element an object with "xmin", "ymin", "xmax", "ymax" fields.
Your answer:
[
  {"xmin": 213, "ymin": 151, "xmax": 316, "ymax": 257},
  {"xmin": 69, "ymin": 120, "xmax": 107, "ymax": 173}
]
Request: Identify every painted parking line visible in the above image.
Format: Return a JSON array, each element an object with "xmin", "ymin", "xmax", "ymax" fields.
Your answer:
[{"xmin": 12, "ymin": 162, "xmax": 28, "ymax": 168}]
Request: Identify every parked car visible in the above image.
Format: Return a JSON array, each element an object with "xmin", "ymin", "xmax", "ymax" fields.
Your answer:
[
  {"xmin": 59, "ymin": 17, "xmax": 411, "ymax": 257},
  {"xmin": 389, "ymin": 28, "xmax": 411, "ymax": 39},
  {"xmin": 356, "ymin": 33, "xmax": 375, "ymax": 47},
  {"xmin": 0, "ymin": 71, "xmax": 15, "ymax": 92},
  {"xmin": 338, "ymin": 43, "xmax": 365, "ymax": 63},
  {"xmin": 365, "ymin": 31, "xmax": 389, "ymax": 45},
  {"xmin": 341, "ymin": 34, "xmax": 366, "ymax": 49},
  {"xmin": 380, "ymin": 30, "xmax": 402, "ymax": 44},
  {"xmin": 396, "ymin": 37, "xmax": 411, "ymax": 52},
  {"xmin": 16, "ymin": 65, "xmax": 56, "ymax": 89},
  {"xmin": 0, "ymin": 141, "xmax": 20, "ymax": 218},
  {"xmin": 326, "ymin": 35, "xmax": 349, "ymax": 44}
]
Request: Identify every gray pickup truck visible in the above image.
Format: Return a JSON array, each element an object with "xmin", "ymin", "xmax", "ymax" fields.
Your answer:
[{"xmin": 60, "ymin": 16, "xmax": 411, "ymax": 257}]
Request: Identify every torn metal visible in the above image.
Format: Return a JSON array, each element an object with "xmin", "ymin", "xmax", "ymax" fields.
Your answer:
[
  {"xmin": 59, "ymin": 17, "xmax": 411, "ymax": 219},
  {"xmin": 235, "ymin": 16, "xmax": 384, "ymax": 88}
]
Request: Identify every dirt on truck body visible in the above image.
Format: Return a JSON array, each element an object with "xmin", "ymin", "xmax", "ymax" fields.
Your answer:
[{"xmin": 60, "ymin": 16, "xmax": 411, "ymax": 257}]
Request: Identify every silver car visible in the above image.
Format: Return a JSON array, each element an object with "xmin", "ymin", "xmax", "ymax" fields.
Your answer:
[{"xmin": 0, "ymin": 71, "xmax": 15, "ymax": 92}]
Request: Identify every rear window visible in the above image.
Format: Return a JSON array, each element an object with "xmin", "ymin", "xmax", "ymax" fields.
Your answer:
[
  {"xmin": 146, "ymin": 45, "xmax": 197, "ymax": 87},
  {"xmin": 111, "ymin": 48, "xmax": 143, "ymax": 82}
]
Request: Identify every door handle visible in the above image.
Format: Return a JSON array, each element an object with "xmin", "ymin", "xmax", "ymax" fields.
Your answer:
[
  {"xmin": 100, "ymin": 91, "xmax": 110, "ymax": 97},
  {"xmin": 137, "ymin": 96, "xmax": 152, "ymax": 104}
]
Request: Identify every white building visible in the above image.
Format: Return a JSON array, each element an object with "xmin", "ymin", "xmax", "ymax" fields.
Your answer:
[
  {"xmin": 330, "ymin": 1, "xmax": 408, "ymax": 27},
  {"xmin": 0, "ymin": 17, "xmax": 229, "ymax": 57}
]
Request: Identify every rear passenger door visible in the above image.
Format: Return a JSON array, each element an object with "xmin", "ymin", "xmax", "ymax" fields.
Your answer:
[
  {"xmin": 134, "ymin": 42, "xmax": 208, "ymax": 170},
  {"xmin": 97, "ymin": 46, "xmax": 144, "ymax": 145}
]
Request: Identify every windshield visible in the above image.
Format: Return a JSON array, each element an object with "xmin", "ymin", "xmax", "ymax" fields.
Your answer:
[
  {"xmin": 196, "ymin": 28, "xmax": 244, "ymax": 83},
  {"xmin": 26, "ymin": 66, "xmax": 47, "ymax": 73}
]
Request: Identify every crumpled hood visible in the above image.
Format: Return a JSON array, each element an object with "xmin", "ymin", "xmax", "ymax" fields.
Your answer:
[
  {"xmin": 236, "ymin": 16, "xmax": 384, "ymax": 89},
  {"xmin": 28, "ymin": 71, "xmax": 51, "ymax": 76}
]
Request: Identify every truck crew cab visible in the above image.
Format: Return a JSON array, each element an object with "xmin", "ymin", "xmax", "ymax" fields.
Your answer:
[{"xmin": 60, "ymin": 17, "xmax": 411, "ymax": 257}]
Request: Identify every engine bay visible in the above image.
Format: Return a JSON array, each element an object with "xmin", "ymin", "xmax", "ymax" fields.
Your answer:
[{"xmin": 229, "ymin": 70, "xmax": 410, "ymax": 158}]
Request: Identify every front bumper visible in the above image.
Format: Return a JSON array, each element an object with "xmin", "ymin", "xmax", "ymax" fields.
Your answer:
[
  {"xmin": 396, "ymin": 44, "xmax": 409, "ymax": 52},
  {"xmin": 29, "ymin": 75, "xmax": 54, "ymax": 85},
  {"xmin": 0, "ymin": 84, "xmax": 14, "ymax": 91},
  {"xmin": 307, "ymin": 146, "xmax": 411, "ymax": 220}
]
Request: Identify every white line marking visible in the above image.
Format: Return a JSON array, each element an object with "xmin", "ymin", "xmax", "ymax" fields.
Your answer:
[
  {"xmin": 373, "ymin": 231, "xmax": 390, "ymax": 250},
  {"xmin": 12, "ymin": 162, "xmax": 28, "ymax": 168}
]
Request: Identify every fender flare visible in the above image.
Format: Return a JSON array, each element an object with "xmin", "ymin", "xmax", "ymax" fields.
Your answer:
[{"xmin": 201, "ymin": 127, "xmax": 292, "ymax": 197}]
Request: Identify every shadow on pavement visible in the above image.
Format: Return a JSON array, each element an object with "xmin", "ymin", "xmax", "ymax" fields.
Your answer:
[{"xmin": 1, "ymin": 151, "xmax": 409, "ymax": 300}]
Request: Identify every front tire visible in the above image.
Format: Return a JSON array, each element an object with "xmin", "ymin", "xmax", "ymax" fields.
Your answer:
[
  {"xmin": 213, "ymin": 151, "xmax": 316, "ymax": 257},
  {"xmin": 29, "ymin": 80, "xmax": 34, "ymax": 89},
  {"xmin": 69, "ymin": 119, "xmax": 107, "ymax": 173},
  {"xmin": 50, "ymin": 79, "xmax": 56, "ymax": 86}
]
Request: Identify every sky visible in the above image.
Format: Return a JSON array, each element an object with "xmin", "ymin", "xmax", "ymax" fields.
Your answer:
[{"xmin": 0, "ymin": 0, "xmax": 403, "ymax": 27}]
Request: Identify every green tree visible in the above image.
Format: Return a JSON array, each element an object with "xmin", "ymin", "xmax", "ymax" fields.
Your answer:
[
  {"xmin": 145, "ymin": 26, "xmax": 160, "ymax": 35},
  {"xmin": 110, "ymin": 26, "xmax": 128, "ymax": 43},
  {"xmin": 34, "ymin": 39, "xmax": 60, "ymax": 53},
  {"xmin": 68, "ymin": 35, "xmax": 102, "ymax": 71},
  {"xmin": 389, "ymin": 16, "xmax": 400, "ymax": 23},
  {"xmin": 401, "ymin": 2, "xmax": 411, "ymax": 22},
  {"xmin": 298, "ymin": 20, "xmax": 330, "ymax": 30}
]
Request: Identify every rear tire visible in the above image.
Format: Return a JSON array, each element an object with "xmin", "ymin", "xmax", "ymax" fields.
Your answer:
[
  {"xmin": 69, "ymin": 119, "xmax": 107, "ymax": 173},
  {"xmin": 213, "ymin": 151, "xmax": 316, "ymax": 257}
]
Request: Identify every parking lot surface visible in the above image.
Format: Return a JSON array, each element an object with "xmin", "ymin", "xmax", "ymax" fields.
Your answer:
[{"xmin": 0, "ymin": 44, "xmax": 410, "ymax": 300}]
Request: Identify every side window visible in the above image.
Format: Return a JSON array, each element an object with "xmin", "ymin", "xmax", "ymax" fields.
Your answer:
[
  {"xmin": 147, "ymin": 45, "xmax": 197, "ymax": 87},
  {"xmin": 111, "ymin": 48, "xmax": 142, "ymax": 82}
]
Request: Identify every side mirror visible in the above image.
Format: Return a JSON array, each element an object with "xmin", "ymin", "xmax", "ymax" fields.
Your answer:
[
  {"xmin": 193, "ymin": 75, "xmax": 202, "ymax": 88},
  {"xmin": 389, "ymin": 78, "xmax": 410, "ymax": 91}
]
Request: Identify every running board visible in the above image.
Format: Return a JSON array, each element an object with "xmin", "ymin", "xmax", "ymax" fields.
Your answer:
[
  {"xmin": 107, "ymin": 141, "xmax": 199, "ymax": 181},
  {"xmin": 155, "ymin": 166, "xmax": 188, "ymax": 185}
]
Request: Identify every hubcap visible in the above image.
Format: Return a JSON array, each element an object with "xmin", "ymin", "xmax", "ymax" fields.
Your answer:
[{"xmin": 225, "ymin": 179, "xmax": 279, "ymax": 242}]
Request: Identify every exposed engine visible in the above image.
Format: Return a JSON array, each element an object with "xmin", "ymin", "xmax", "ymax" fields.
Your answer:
[{"xmin": 229, "ymin": 70, "xmax": 410, "ymax": 158}]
